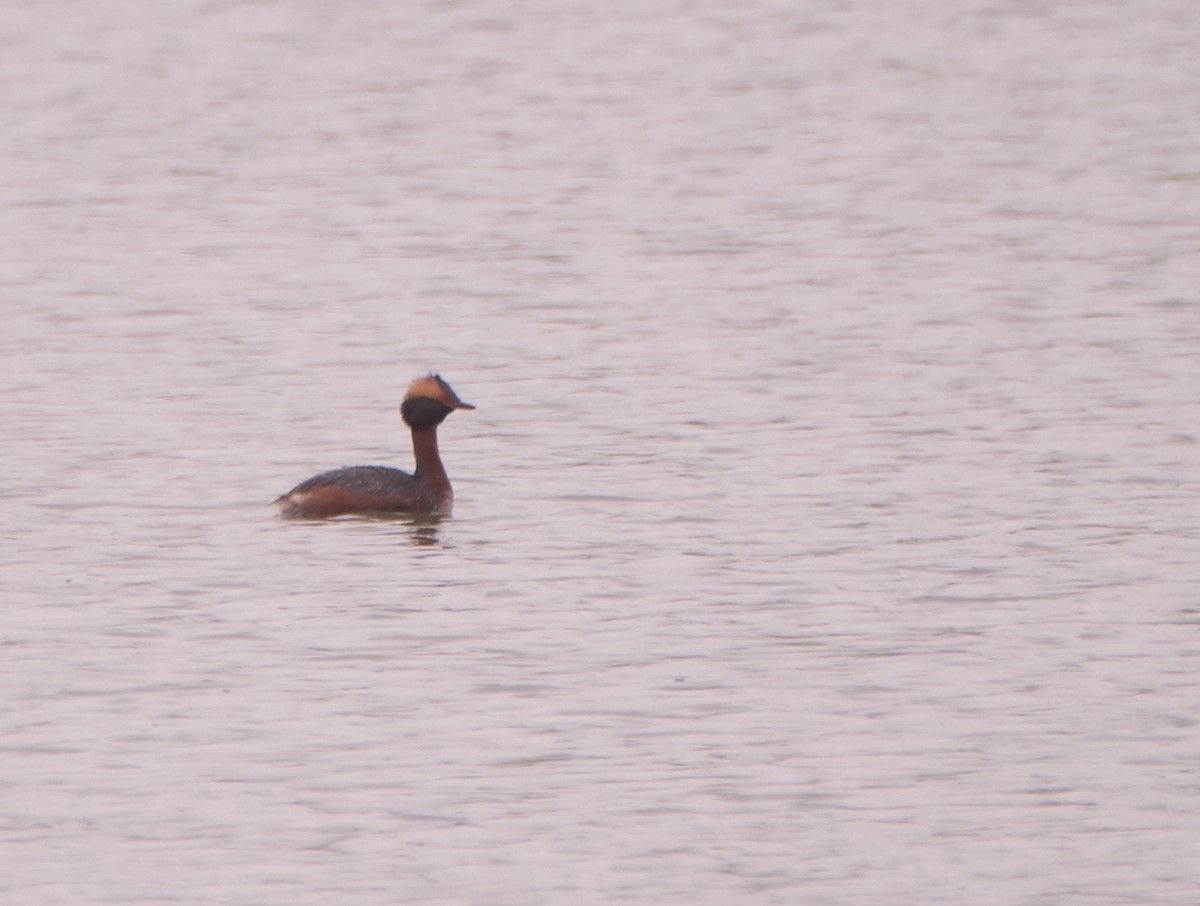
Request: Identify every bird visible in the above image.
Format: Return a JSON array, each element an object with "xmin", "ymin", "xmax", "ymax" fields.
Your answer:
[{"xmin": 275, "ymin": 374, "xmax": 474, "ymax": 519}]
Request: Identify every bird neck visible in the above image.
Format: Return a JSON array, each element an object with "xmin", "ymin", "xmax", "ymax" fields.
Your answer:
[{"xmin": 411, "ymin": 426, "xmax": 451, "ymax": 497}]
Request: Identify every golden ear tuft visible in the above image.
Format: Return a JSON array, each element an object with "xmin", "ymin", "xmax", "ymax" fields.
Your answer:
[
  {"xmin": 404, "ymin": 374, "xmax": 446, "ymax": 403},
  {"xmin": 403, "ymin": 373, "xmax": 473, "ymax": 409}
]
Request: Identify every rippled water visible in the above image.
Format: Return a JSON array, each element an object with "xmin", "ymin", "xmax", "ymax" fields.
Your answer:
[{"xmin": 4, "ymin": 0, "xmax": 1200, "ymax": 903}]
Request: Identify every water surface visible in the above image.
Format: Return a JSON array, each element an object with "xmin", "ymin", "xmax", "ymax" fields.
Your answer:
[{"xmin": 3, "ymin": 1, "xmax": 1199, "ymax": 903}]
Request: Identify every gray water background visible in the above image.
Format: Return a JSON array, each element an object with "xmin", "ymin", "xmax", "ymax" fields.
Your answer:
[{"xmin": 3, "ymin": 1, "xmax": 1199, "ymax": 903}]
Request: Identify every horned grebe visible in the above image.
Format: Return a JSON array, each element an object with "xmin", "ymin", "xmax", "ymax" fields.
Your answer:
[{"xmin": 276, "ymin": 374, "xmax": 474, "ymax": 519}]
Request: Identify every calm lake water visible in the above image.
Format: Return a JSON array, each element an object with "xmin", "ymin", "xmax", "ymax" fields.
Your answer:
[{"xmin": 3, "ymin": 0, "xmax": 1200, "ymax": 903}]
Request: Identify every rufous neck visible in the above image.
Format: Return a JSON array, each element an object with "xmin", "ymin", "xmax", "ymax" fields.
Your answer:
[{"xmin": 411, "ymin": 426, "xmax": 451, "ymax": 496}]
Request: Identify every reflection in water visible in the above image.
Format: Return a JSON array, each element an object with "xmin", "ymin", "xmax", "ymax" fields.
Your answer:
[
  {"xmin": 405, "ymin": 516, "xmax": 443, "ymax": 548},
  {"xmin": 276, "ymin": 512, "xmax": 444, "ymax": 546},
  {"xmin": 369, "ymin": 512, "xmax": 445, "ymax": 547}
]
